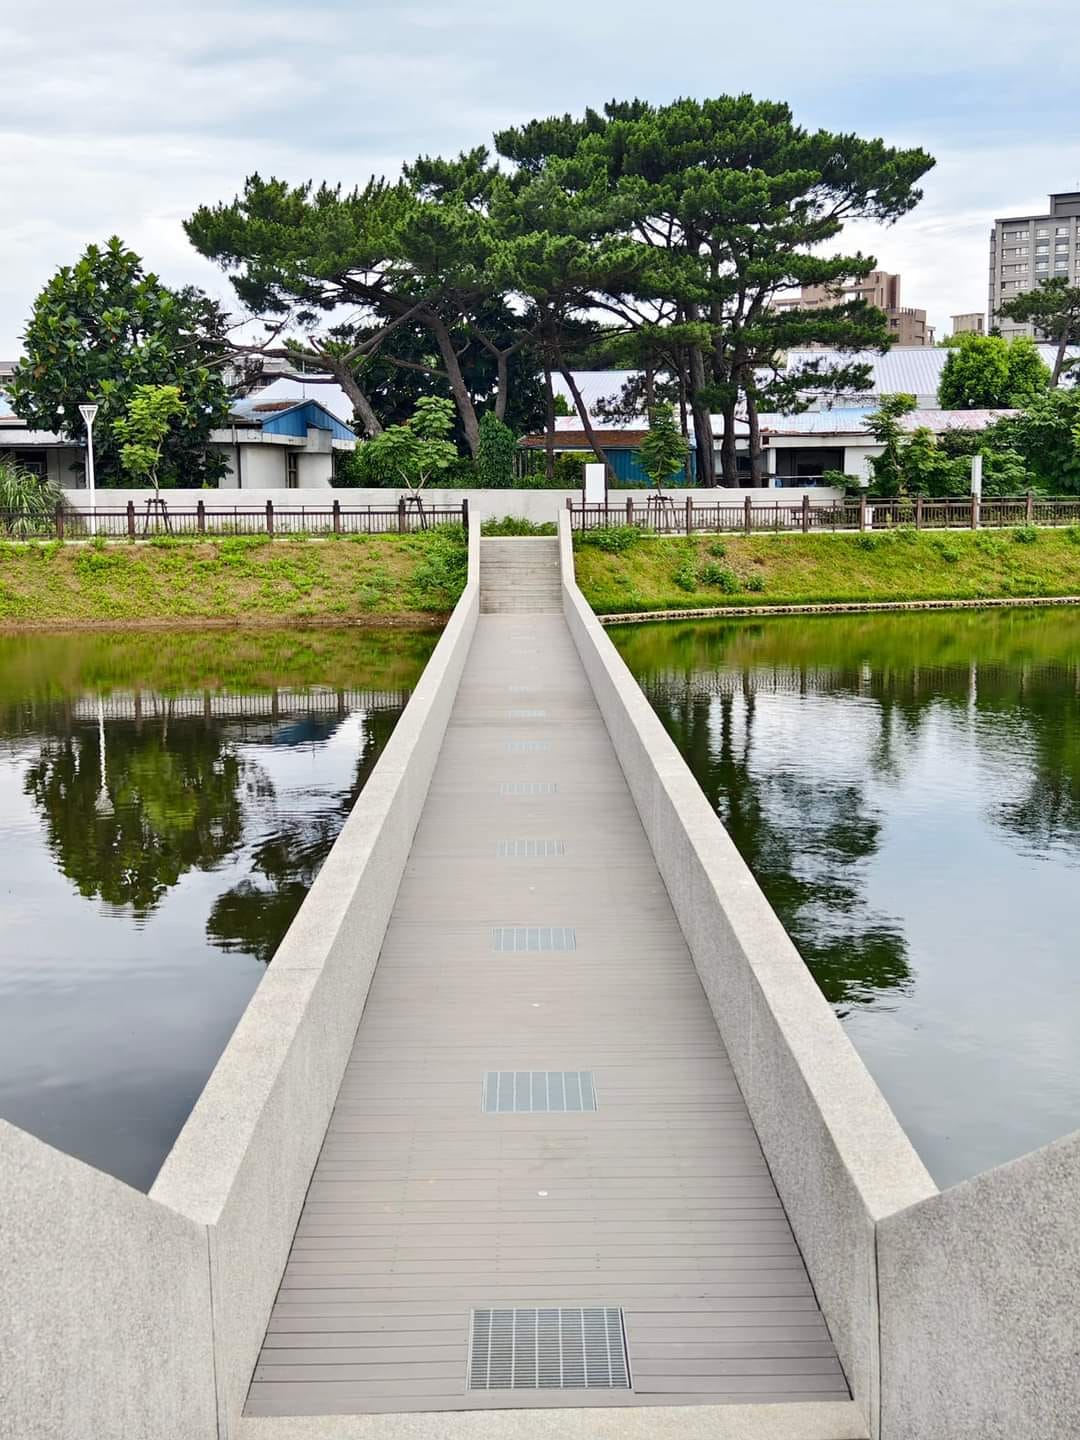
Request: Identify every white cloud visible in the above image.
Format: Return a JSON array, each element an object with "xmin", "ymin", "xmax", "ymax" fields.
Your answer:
[{"xmin": 1, "ymin": 0, "xmax": 1079, "ymax": 352}]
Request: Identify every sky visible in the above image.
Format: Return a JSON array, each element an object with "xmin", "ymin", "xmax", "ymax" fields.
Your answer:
[{"xmin": 2, "ymin": 0, "xmax": 1079, "ymax": 357}]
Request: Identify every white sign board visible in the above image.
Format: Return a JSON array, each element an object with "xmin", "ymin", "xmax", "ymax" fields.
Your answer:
[
  {"xmin": 970, "ymin": 453, "xmax": 983, "ymax": 500},
  {"xmin": 583, "ymin": 462, "xmax": 606, "ymax": 504}
]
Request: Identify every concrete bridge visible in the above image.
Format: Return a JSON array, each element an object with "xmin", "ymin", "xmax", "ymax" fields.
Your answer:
[{"xmin": 2, "ymin": 519, "xmax": 1077, "ymax": 1440}]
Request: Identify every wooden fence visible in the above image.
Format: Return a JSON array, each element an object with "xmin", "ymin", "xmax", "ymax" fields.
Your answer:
[
  {"xmin": 0, "ymin": 498, "xmax": 470, "ymax": 541},
  {"xmin": 569, "ymin": 493, "xmax": 1080, "ymax": 535}
]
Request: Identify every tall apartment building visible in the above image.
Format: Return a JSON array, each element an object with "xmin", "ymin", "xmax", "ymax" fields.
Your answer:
[
  {"xmin": 951, "ymin": 313, "xmax": 985, "ymax": 336},
  {"xmin": 774, "ymin": 271, "xmax": 934, "ymax": 345},
  {"xmin": 990, "ymin": 192, "xmax": 1080, "ymax": 337}
]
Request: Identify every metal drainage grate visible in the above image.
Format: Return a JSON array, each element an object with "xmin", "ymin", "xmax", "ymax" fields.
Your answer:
[
  {"xmin": 505, "ymin": 740, "xmax": 550, "ymax": 752},
  {"xmin": 508, "ymin": 708, "xmax": 546, "ymax": 719},
  {"xmin": 492, "ymin": 926, "xmax": 576, "ymax": 952},
  {"xmin": 499, "ymin": 781, "xmax": 557, "ymax": 796},
  {"xmin": 496, "ymin": 840, "xmax": 565, "ymax": 859},
  {"xmin": 482, "ymin": 1071, "xmax": 596, "ymax": 1113},
  {"xmin": 469, "ymin": 1307, "xmax": 629, "ymax": 1390}
]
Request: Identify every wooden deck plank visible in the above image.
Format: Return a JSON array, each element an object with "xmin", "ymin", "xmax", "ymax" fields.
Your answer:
[{"xmin": 246, "ymin": 571, "xmax": 845, "ymax": 1418}]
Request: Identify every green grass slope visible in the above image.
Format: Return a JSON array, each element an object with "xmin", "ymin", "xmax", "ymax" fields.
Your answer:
[
  {"xmin": 0, "ymin": 530, "xmax": 466, "ymax": 626},
  {"xmin": 574, "ymin": 527, "xmax": 1080, "ymax": 613}
]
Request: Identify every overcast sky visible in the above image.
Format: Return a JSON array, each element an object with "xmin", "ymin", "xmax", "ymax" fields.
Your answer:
[{"xmin": 2, "ymin": 0, "xmax": 1079, "ymax": 356}]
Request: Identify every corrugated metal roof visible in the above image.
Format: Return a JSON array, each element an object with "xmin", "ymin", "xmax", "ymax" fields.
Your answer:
[
  {"xmin": 241, "ymin": 375, "xmax": 354, "ymax": 422},
  {"xmin": 782, "ymin": 345, "xmax": 1079, "ymax": 400},
  {"xmin": 756, "ymin": 406, "xmax": 1018, "ymax": 437},
  {"xmin": 229, "ymin": 395, "xmax": 356, "ymax": 442},
  {"xmin": 552, "ymin": 371, "xmax": 639, "ymax": 413}
]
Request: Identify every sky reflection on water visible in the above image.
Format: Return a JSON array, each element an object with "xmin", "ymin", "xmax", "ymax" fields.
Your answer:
[{"xmin": 613, "ymin": 608, "xmax": 1080, "ymax": 1187}]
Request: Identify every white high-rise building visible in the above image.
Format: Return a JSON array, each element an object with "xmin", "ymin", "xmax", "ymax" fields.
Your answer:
[{"xmin": 989, "ymin": 192, "xmax": 1080, "ymax": 338}]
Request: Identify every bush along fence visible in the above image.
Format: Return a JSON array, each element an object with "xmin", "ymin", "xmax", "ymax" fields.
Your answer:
[
  {"xmin": 0, "ymin": 497, "xmax": 471, "ymax": 542},
  {"xmin": 569, "ymin": 493, "xmax": 1080, "ymax": 535}
]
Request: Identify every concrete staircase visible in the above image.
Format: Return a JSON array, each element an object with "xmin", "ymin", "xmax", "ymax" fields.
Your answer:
[{"xmin": 479, "ymin": 536, "xmax": 562, "ymax": 613}]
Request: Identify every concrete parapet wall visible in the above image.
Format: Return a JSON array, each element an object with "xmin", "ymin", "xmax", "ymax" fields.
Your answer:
[
  {"xmin": 878, "ymin": 1127, "xmax": 1080, "ymax": 1439},
  {"xmin": 0, "ymin": 1119, "xmax": 217, "ymax": 1440},
  {"xmin": 151, "ymin": 521, "xmax": 480, "ymax": 1435},
  {"xmin": 2, "ymin": 525, "xmax": 481, "ymax": 1440},
  {"xmin": 557, "ymin": 511, "xmax": 936, "ymax": 1434}
]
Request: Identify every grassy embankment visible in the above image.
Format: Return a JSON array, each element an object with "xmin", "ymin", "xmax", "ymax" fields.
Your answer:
[
  {"xmin": 0, "ymin": 529, "xmax": 467, "ymax": 627},
  {"xmin": 574, "ymin": 526, "xmax": 1080, "ymax": 614}
]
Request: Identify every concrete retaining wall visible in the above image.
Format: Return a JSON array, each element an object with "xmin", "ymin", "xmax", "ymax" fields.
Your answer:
[
  {"xmin": 0, "ymin": 1119, "xmax": 217, "ymax": 1440},
  {"xmin": 557, "ymin": 510, "xmax": 937, "ymax": 1434},
  {"xmin": 1, "ymin": 525, "xmax": 481, "ymax": 1440},
  {"xmin": 58, "ymin": 485, "xmax": 837, "ymax": 524},
  {"xmin": 877, "ymin": 1127, "xmax": 1080, "ymax": 1439}
]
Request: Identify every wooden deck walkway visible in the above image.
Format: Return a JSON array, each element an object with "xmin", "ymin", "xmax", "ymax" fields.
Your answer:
[{"xmin": 245, "ymin": 542, "xmax": 846, "ymax": 1418}]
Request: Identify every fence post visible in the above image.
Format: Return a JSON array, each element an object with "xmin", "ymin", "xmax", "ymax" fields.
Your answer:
[
  {"xmin": 915, "ymin": 494, "xmax": 923, "ymax": 530},
  {"xmin": 1026, "ymin": 491, "xmax": 1034, "ymax": 524},
  {"xmin": 744, "ymin": 495, "xmax": 752, "ymax": 534},
  {"xmin": 126, "ymin": 501, "xmax": 136, "ymax": 540},
  {"xmin": 801, "ymin": 492, "xmax": 810, "ymax": 534},
  {"xmin": 970, "ymin": 493, "xmax": 978, "ymax": 531},
  {"xmin": 197, "ymin": 500, "xmax": 206, "ymax": 535},
  {"xmin": 625, "ymin": 496, "xmax": 632, "ymax": 525},
  {"xmin": 266, "ymin": 500, "xmax": 274, "ymax": 537},
  {"xmin": 55, "ymin": 503, "xmax": 64, "ymax": 541},
  {"xmin": 858, "ymin": 494, "xmax": 867, "ymax": 533},
  {"xmin": 398, "ymin": 497, "xmax": 406, "ymax": 534},
  {"xmin": 461, "ymin": 498, "xmax": 469, "ymax": 537},
  {"xmin": 685, "ymin": 495, "xmax": 693, "ymax": 534},
  {"xmin": 332, "ymin": 499, "xmax": 341, "ymax": 535}
]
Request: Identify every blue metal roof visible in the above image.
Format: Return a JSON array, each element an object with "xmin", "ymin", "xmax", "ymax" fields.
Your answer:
[{"xmin": 229, "ymin": 398, "xmax": 356, "ymax": 442}]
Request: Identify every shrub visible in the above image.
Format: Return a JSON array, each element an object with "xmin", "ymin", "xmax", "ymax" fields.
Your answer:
[
  {"xmin": 672, "ymin": 559, "xmax": 698, "ymax": 592},
  {"xmin": 476, "ymin": 413, "xmax": 517, "ymax": 488},
  {"xmin": 406, "ymin": 525, "xmax": 468, "ymax": 609},
  {"xmin": 554, "ymin": 452, "xmax": 589, "ymax": 487},
  {"xmin": 1012, "ymin": 524, "xmax": 1039, "ymax": 545},
  {"xmin": 708, "ymin": 540, "xmax": 727, "ymax": 559},
  {"xmin": 577, "ymin": 525, "xmax": 641, "ymax": 553},
  {"xmin": 0, "ymin": 459, "xmax": 64, "ymax": 538},
  {"xmin": 1065, "ymin": 524, "xmax": 1080, "ymax": 545},
  {"xmin": 744, "ymin": 573, "xmax": 766, "ymax": 592},
  {"xmin": 481, "ymin": 516, "xmax": 557, "ymax": 536},
  {"xmin": 698, "ymin": 562, "xmax": 739, "ymax": 592}
]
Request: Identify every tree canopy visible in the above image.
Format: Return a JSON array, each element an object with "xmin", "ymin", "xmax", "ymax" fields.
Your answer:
[
  {"xmin": 185, "ymin": 95, "xmax": 934, "ymax": 485},
  {"xmin": 9, "ymin": 238, "xmax": 231, "ymax": 487},
  {"xmin": 937, "ymin": 333, "xmax": 1050, "ymax": 410},
  {"xmin": 998, "ymin": 277, "xmax": 1080, "ymax": 386}
]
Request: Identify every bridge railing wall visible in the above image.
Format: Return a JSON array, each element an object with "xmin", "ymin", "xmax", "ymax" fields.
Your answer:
[
  {"xmin": 0, "ymin": 524, "xmax": 481, "ymax": 1440},
  {"xmin": 557, "ymin": 509, "xmax": 936, "ymax": 1436},
  {"xmin": 0, "ymin": 1121, "xmax": 217, "ymax": 1440},
  {"xmin": 876, "ymin": 1128, "xmax": 1080, "ymax": 1439}
]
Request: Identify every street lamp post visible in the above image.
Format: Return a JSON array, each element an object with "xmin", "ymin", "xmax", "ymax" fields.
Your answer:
[{"xmin": 79, "ymin": 403, "xmax": 99, "ymax": 537}]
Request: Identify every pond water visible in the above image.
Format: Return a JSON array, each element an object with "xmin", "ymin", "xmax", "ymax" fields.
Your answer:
[
  {"xmin": 612, "ymin": 608, "xmax": 1080, "ymax": 1188},
  {"xmin": 0, "ymin": 627, "xmax": 438, "ymax": 1191}
]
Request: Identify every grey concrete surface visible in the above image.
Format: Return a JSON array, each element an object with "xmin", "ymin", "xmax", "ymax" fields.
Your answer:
[
  {"xmin": 236, "ymin": 1399, "xmax": 868, "ymax": 1440},
  {"xmin": 878, "ymin": 1126, "xmax": 1080, "ymax": 1440},
  {"xmin": 0, "ymin": 1119, "xmax": 216, "ymax": 1440},
  {"xmin": 557, "ymin": 512, "xmax": 936, "ymax": 1436},
  {"xmin": 148, "ymin": 525, "xmax": 481, "ymax": 1436}
]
